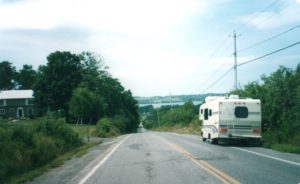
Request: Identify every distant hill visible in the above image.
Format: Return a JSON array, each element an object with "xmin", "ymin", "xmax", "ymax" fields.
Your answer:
[{"xmin": 135, "ymin": 93, "xmax": 224, "ymax": 105}]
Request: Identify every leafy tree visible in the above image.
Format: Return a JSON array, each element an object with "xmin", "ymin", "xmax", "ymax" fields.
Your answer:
[
  {"xmin": 34, "ymin": 51, "xmax": 83, "ymax": 120},
  {"xmin": 15, "ymin": 64, "xmax": 37, "ymax": 89},
  {"xmin": 69, "ymin": 87, "xmax": 106, "ymax": 124},
  {"xmin": 0, "ymin": 61, "xmax": 16, "ymax": 90},
  {"xmin": 78, "ymin": 52, "xmax": 140, "ymax": 132},
  {"xmin": 231, "ymin": 64, "xmax": 300, "ymax": 143}
]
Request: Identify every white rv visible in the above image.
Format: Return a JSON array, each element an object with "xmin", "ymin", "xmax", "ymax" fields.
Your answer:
[{"xmin": 199, "ymin": 95, "xmax": 262, "ymax": 144}]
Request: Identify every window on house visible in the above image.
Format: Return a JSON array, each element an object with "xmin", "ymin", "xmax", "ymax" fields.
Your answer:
[
  {"xmin": 0, "ymin": 109, "xmax": 5, "ymax": 115},
  {"xmin": 0, "ymin": 100, "xmax": 4, "ymax": 106},
  {"xmin": 28, "ymin": 99, "xmax": 34, "ymax": 105},
  {"xmin": 235, "ymin": 106, "xmax": 248, "ymax": 118},
  {"xmin": 26, "ymin": 99, "xmax": 34, "ymax": 105}
]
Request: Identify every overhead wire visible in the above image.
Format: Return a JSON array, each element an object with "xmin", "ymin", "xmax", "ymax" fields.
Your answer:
[
  {"xmin": 200, "ymin": 41, "xmax": 300, "ymax": 93},
  {"xmin": 238, "ymin": 0, "xmax": 281, "ymax": 34},
  {"xmin": 201, "ymin": 67, "xmax": 234, "ymax": 93},
  {"xmin": 238, "ymin": 24, "xmax": 300, "ymax": 53},
  {"xmin": 238, "ymin": 41, "xmax": 300, "ymax": 67},
  {"xmin": 195, "ymin": 0, "xmax": 299, "ymax": 94}
]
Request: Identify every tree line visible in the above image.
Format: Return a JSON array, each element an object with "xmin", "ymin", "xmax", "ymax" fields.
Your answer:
[
  {"xmin": 0, "ymin": 51, "xmax": 139, "ymax": 133},
  {"xmin": 142, "ymin": 102, "xmax": 200, "ymax": 129},
  {"xmin": 231, "ymin": 64, "xmax": 300, "ymax": 147},
  {"xmin": 141, "ymin": 64, "xmax": 299, "ymax": 150}
]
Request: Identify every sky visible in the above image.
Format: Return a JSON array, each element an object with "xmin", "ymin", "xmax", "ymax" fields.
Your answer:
[{"xmin": 0, "ymin": 0, "xmax": 300, "ymax": 97}]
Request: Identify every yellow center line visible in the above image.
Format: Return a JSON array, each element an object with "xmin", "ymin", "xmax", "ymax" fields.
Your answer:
[{"xmin": 153, "ymin": 134, "xmax": 240, "ymax": 184}]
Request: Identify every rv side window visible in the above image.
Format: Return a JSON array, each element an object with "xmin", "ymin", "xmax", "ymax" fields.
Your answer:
[
  {"xmin": 204, "ymin": 108, "xmax": 209, "ymax": 120},
  {"xmin": 200, "ymin": 109, "xmax": 203, "ymax": 114},
  {"xmin": 209, "ymin": 109, "xmax": 212, "ymax": 116},
  {"xmin": 235, "ymin": 106, "xmax": 248, "ymax": 118}
]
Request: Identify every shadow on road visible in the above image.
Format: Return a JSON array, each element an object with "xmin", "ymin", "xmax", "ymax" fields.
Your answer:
[{"xmin": 217, "ymin": 139, "xmax": 262, "ymax": 147}]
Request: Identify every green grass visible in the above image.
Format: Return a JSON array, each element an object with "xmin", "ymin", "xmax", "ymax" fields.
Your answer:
[
  {"xmin": 8, "ymin": 140, "xmax": 102, "ymax": 184},
  {"xmin": 271, "ymin": 144, "xmax": 300, "ymax": 154},
  {"xmin": 70, "ymin": 124, "xmax": 97, "ymax": 138},
  {"xmin": 152, "ymin": 123, "xmax": 200, "ymax": 135}
]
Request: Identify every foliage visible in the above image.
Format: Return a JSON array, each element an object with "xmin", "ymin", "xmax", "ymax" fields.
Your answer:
[
  {"xmin": 231, "ymin": 64, "xmax": 300, "ymax": 146},
  {"xmin": 32, "ymin": 50, "xmax": 139, "ymax": 132},
  {"xmin": 143, "ymin": 102, "xmax": 199, "ymax": 129},
  {"xmin": 34, "ymin": 51, "xmax": 83, "ymax": 119},
  {"xmin": 96, "ymin": 117, "xmax": 121, "ymax": 137},
  {"xmin": 15, "ymin": 64, "xmax": 37, "ymax": 89},
  {"xmin": 69, "ymin": 87, "xmax": 106, "ymax": 124},
  {"xmin": 0, "ymin": 61, "xmax": 16, "ymax": 90},
  {"xmin": 0, "ymin": 118, "xmax": 82, "ymax": 183}
]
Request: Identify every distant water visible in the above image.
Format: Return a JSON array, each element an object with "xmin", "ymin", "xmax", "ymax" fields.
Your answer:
[{"xmin": 139, "ymin": 100, "xmax": 203, "ymax": 108}]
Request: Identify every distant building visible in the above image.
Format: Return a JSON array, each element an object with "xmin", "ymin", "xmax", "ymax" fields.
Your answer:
[{"xmin": 0, "ymin": 90, "xmax": 37, "ymax": 118}]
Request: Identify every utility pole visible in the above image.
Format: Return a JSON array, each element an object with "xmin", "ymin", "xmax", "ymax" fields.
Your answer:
[
  {"xmin": 157, "ymin": 109, "xmax": 160, "ymax": 127},
  {"xmin": 169, "ymin": 92, "xmax": 172, "ymax": 110},
  {"xmin": 233, "ymin": 31, "xmax": 238, "ymax": 91}
]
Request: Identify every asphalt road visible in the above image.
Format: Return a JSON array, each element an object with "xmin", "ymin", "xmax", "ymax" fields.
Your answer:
[{"xmin": 30, "ymin": 132, "xmax": 300, "ymax": 184}]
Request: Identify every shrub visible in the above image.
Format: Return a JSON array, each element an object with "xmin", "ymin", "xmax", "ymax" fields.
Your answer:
[
  {"xmin": 0, "ymin": 117, "xmax": 82, "ymax": 183},
  {"xmin": 96, "ymin": 118, "xmax": 120, "ymax": 137}
]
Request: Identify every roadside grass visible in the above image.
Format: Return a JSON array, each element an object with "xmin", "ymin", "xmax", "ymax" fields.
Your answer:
[
  {"xmin": 8, "ymin": 140, "xmax": 102, "ymax": 184},
  {"xmin": 70, "ymin": 124, "xmax": 97, "ymax": 138},
  {"xmin": 0, "ymin": 118, "xmax": 103, "ymax": 184},
  {"xmin": 151, "ymin": 123, "xmax": 300, "ymax": 155},
  {"xmin": 152, "ymin": 123, "xmax": 200, "ymax": 135},
  {"xmin": 271, "ymin": 144, "xmax": 300, "ymax": 154}
]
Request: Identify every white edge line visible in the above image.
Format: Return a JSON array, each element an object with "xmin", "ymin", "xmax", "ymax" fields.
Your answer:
[
  {"xmin": 78, "ymin": 135, "xmax": 130, "ymax": 184},
  {"xmin": 232, "ymin": 147, "xmax": 300, "ymax": 167}
]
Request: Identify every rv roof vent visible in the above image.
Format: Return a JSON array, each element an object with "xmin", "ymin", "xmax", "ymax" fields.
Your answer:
[{"xmin": 229, "ymin": 95, "xmax": 239, "ymax": 99}]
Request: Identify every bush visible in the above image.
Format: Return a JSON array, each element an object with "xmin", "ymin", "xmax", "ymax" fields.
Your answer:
[
  {"xmin": 96, "ymin": 118, "xmax": 121, "ymax": 137},
  {"xmin": 0, "ymin": 117, "xmax": 82, "ymax": 183}
]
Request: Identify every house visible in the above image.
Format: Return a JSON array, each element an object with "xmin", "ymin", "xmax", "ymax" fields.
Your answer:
[{"xmin": 0, "ymin": 90, "xmax": 37, "ymax": 118}]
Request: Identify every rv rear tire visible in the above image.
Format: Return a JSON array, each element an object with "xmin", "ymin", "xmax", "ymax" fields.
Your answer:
[
  {"xmin": 202, "ymin": 137, "xmax": 206, "ymax": 142},
  {"xmin": 210, "ymin": 138, "xmax": 218, "ymax": 144}
]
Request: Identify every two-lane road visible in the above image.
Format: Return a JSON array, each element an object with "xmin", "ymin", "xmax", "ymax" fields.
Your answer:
[{"xmin": 30, "ymin": 132, "xmax": 300, "ymax": 184}]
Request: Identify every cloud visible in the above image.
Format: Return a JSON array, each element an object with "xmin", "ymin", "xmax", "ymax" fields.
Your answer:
[{"xmin": 237, "ymin": 1, "xmax": 300, "ymax": 29}]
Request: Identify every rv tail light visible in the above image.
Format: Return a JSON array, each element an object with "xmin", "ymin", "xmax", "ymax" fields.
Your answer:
[
  {"xmin": 252, "ymin": 128, "xmax": 260, "ymax": 133},
  {"xmin": 220, "ymin": 128, "xmax": 228, "ymax": 133}
]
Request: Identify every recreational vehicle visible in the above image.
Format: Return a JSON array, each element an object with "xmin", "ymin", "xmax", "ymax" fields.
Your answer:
[{"xmin": 199, "ymin": 95, "xmax": 262, "ymax": 144}]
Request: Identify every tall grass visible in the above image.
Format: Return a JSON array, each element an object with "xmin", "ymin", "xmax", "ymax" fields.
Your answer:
[{"xmin": 0, "ymin": 117, "xmax": 82, "ymax": 183}]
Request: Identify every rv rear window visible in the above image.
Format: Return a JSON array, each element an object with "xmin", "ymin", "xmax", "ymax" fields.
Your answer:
[
  {"xmin": 204, "ymin": 108, "xmax": 209, "ymax": 120},
  {"xmin": 235, "ymin": 106, "xmax": 248, "ymax": 118}
]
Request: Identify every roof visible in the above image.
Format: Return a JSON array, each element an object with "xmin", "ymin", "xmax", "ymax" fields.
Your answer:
[
  {"xmin": 204, "ymin": 95, "xmax": 260, "ymax": 104},
  {"xmin": 0, "ymin": 90, "xmax": 34, "ymax": 100}
]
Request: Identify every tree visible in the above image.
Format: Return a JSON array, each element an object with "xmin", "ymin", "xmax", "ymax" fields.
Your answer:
[
  {"xmin": 15, "ymin": 64, "xmax": 37, "ymax": 89},
  {"xmin": 34, "ymin": 51, "xmax": 83, "ymax": 120},
  {"xmin": 0, "ymin": 61, "xmax": 16, "ymax": 90},
  {"xmin": 69, "ymin": 87, "xmax": 106, "ymax": 124},
  {"xmin": 230, "ymin": 64, "xmax": 300, "ymax": 143}
]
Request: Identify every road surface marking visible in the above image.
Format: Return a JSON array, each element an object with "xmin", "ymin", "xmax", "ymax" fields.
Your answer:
[
  {"xmin": 153, "ymin": 134, "xmax": 240, "ymax": 184},
  {"xmin": 232, "ymin": 147, "xmax": 300, "ymax": 167},
  {"xmin": 78, "ymin": 135, "xmax": 130, "ymax": 184}
]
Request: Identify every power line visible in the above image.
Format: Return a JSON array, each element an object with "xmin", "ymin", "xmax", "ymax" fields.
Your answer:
[
  {"xmin": 238, "ymin": 24, "xmax": 300, "ymax": 53},
  {"xmin": 208, "ymin": 35, "xmax": 230, "ymax": 59},
  {"xmin": 238, "ymin": 41, "xmax": 300, "ymax": 67},
  {"xmin": 200, "ymin": 34, "xmax": 231, "ymax": 71},
  {"xmin": 200, "ymin": 41, "xmax": 300, "ymax": 93},
  {"xmin": 201, "ymin": 67, "xmax": 234, "ymax": 93},
  {"xmin": 238, "ymin": 0, "xmax": 281, "ymax": 34}
]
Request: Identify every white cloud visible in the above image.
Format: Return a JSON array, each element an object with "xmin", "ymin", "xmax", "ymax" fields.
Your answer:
[
  {"xmin": 237, "ymin": 1, "xmax": 300, "ymax": 29},
  {"xmin": 0, "ymin": 0, "xmax": 204, "ymax": 37}
]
